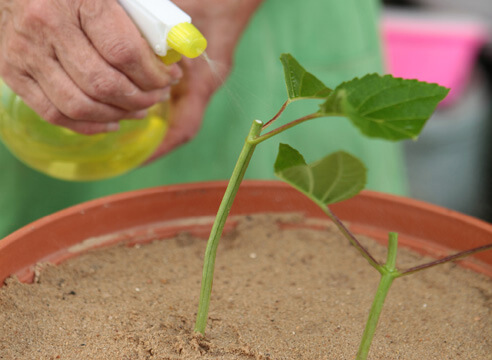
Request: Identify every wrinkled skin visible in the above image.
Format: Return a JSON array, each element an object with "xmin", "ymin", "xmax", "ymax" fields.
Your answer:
[{"xmin": 0, "ymin": 0, "xmax": 263, "ymax": 159}]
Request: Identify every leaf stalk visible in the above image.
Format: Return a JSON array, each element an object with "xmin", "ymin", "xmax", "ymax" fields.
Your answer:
[
  {"xmin": 251, "ymin": 112, "xmax": 324, "ymax": 145},
  {"xmin": 321, "ymin": 205, "xmax": 381, "ymax": 271}
]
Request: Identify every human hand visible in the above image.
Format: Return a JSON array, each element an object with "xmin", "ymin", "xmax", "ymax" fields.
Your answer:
[
  {"xmin": 0, "ymin": 0, "xmax": 182, "ymax": 134},
  {"xmin": 147, "ymin": 0, "xmax": 264, "ymax": 160}
]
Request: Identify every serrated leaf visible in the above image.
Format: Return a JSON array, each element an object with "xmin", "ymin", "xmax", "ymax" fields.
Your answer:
[
  {"xmin": 280, "ymin": 54, "xmax": 332, "ymax": 101},
  {"xmin": 274, "ymin": 144, "xmax": 367, "ymax": 205},
  {"xmin": 319, "ymin": 74, "xmax": 449, "ymax": 140}
]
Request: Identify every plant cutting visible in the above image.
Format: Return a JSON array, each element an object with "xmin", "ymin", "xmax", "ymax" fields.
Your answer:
[
  {"xmin": 1, "ymin": 54, "xmax": 491, "ymax": 359},
  {"xmin": 193, "ymin": 54, "xmax": 492, "ymax": 359}
]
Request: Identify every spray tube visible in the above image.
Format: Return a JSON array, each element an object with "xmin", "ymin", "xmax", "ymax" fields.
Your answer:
[{"xmin": 0, "ymin": 0, "xmax": 206, "ymax": 181}]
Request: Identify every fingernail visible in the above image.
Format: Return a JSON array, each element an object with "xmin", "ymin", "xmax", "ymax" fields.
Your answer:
[{"xmin": 106, "ymin": 122, "xmax": 120, "ymax": 132}]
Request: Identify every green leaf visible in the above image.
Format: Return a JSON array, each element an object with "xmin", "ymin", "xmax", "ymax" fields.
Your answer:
[
  {"xmin": 319, "ymin": 74, "xmax": 449, "ymax": 141},
  {"xmin": 280, "ymin": 54, "xmax": 332, "ymax": 101},
  {"xmin": 274, "ymin": 143, "xmax": 307, "ymax": 172},
  {"xmin": 274, "ymin": 144, "xmax": 367, "ymax": 205}
]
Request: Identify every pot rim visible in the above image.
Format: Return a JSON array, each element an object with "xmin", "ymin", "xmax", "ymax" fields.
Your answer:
[{"xmin": 1, "ymin": 180, "xmax": 491, "ymax": 284}]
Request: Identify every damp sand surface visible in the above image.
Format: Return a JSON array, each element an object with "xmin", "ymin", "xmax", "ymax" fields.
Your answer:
[{"xmin": 1, "ymin": 214, "xmax": 491, "ymax": 359}]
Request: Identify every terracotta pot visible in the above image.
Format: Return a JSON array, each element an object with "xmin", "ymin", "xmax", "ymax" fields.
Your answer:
[{"xmin": 1, "ymin": 180, "xmax": 491, "ymax": 285}]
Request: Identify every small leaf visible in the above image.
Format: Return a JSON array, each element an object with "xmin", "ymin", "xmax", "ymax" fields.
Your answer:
[
  {"xmin": 319, "ymin": 74, "xmax": 449, "ymax": 140},
  {"xmin": 280, "ymin": 54, "xmax": 332, "ymax": 101},
  {"xmin": 274, "ymin": 143, "xmax": 306, "ymax": 172},
  {"xmin": 274, "ymin": 144, "xmax": 366, "ymax": 205}
]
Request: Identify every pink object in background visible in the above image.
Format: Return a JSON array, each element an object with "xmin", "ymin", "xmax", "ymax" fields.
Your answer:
[{"xmin": 381, "ymin": 11, "xmax": 489, "ymax": 106}]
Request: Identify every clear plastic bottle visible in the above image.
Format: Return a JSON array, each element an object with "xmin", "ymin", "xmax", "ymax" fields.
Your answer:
[
  {"xmin": 0, "ymin": 0, "xmax": 206, "ymax": 181},
  {"xmin": 0, "ymin": 83, "xmax": 168, "ymax": 181}
]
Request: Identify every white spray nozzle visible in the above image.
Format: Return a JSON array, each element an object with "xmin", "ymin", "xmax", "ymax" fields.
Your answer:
[{"xmin": 118, "ymin": 0, "xmax": 206, "ymax": 59}]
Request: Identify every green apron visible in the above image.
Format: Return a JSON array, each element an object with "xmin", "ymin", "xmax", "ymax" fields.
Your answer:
[{"xmin": 0, "ymin": 0, "xmax": 407, "ymax": 238}]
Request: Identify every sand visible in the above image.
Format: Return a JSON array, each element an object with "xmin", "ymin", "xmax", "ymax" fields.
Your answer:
[{"xmin": 1, "ymin": 214, "xmax": 491, "ymax": 359}]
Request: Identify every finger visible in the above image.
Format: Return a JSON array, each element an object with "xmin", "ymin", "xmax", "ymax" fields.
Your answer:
[
  {"xmin": 46, "ymin": 108, "xmax": 148, "ymax": 135},
  {"xmin": 52, "ymin": 22, "xmax": 171, "ymax": 112},
  {"xmin": 2, "ymin": 70, "xmax": 135, "ymax": 134},
  {"xmin": 145, "ymin": 58, "xmax": 214, "ymax": 162},
  {"xmin": 146, "ymin": 91, "xmax": 206, "ymax": 162},
  {"xmin": 78, "ymin": 0, "xmax": 182, "ymax": 91},
  {"xmin": 28, "ymin": 52, "xmax": 141, "ymax": 123}
]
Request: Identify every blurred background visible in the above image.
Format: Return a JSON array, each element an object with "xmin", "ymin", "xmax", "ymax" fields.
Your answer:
[{"xmin": 382, "ymin": 0, "xmax": 492, "ymax": 222}]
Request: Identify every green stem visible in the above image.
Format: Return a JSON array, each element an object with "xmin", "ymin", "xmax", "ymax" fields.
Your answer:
[
  {"xmin": 194, "ymin": 119, "xmax": 263, "ymax": 335},
  {"xmin": 385, "ymin": 232, "xmax": 398, "ymax": 271},
  {"xmin": 356, "ymin": 233, "xmax": 400, "ymax": 360},
  {"xmin": 356, "ymin": 273, "xmax": 395, "ymax": 360}
]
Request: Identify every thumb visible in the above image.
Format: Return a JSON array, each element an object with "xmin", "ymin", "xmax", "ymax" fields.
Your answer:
[{"xmin": 145, "ymin": 91, "xmax": 208, "ymax": 163}]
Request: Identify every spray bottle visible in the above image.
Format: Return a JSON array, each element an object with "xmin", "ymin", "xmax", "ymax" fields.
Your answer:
[{"xmin": 0, "ymin": 0, "xmax": 206, "ymax": 181}]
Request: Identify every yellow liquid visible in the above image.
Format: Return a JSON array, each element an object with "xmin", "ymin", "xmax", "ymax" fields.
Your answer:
[{"xmin": 0, "ymin": 80, "xmax": 167, "ymax": 181}]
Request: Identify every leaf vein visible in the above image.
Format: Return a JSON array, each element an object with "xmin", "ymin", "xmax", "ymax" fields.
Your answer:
[
  {"xmin": 354, "ymin": 83, "xmax": 404, "ymax": 111},
  {"xmin": 321, "ymin": 155, "xmax": 343, "ymax": 203},
  {"xmin": 361, "ymin": 95, "xmax": 444, "ymax": 116}
]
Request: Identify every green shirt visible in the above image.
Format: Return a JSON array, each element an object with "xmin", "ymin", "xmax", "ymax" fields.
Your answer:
[{"xmin": 0, "ymin": 0, "xmax": 406, "ymax": 238}]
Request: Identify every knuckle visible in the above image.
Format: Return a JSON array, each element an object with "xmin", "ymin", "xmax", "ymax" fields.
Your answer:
[
  {"xmin": 101, "ymin": 38, "xmax": 139, "ymax": 67},
  {"xmin": 78, "ymin": 0, "xmax": 104, "ymax": 19},
  {"xmin": 20, "ymin": 1, "xmax": 59, "ymax": 31},
  {"xmin": 19, "ymin": 4, "xmax": 43, "ymax": 27},
  {"xmin": 88, "ymin": 73, "xmax": 119, "ymax": 100}
]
